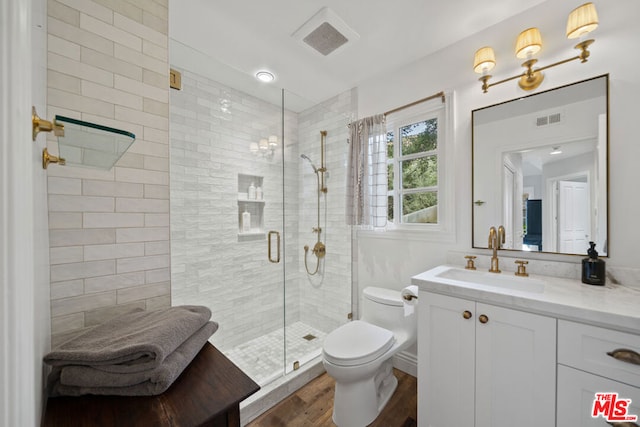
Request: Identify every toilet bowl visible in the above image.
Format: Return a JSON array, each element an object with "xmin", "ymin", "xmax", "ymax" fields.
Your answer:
[{"xmin": 322, "ymin": 286, "xmax": 418, "ymax": 427}]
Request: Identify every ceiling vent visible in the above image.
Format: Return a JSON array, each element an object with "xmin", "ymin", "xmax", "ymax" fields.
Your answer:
[
  {"xmin": 536, "ymin": 116, "xmax": 548, "ymax": 126},
  {"xmin": 548, "ymin": 112, "xmax": 561, "ymax": 124},
  {"xmin": 536, "ymin": 112, "xmax": 562, "ymax": 127},
  {"xmin": 292, "ymin": 7, "xmax": 359, "ymax": 56}
]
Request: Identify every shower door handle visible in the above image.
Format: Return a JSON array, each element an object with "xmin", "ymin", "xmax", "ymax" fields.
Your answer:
[{"xmin": 268, "ymin": 231, "xmax": 281, "ymax": 263}]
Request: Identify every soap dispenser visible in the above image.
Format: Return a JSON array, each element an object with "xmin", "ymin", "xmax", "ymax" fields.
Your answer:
[{"xmin": 581, "ymin": 241, "xmax": 605, "ymax": 286}]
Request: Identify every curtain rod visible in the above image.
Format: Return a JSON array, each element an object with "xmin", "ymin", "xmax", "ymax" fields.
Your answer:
[
  {"xmin": 384, "ymin": 91, "xmax": 445, "ymax": 117},
  {"xmin": 347, "ymin": 91, "xmax": 446, "ymax": 129}
]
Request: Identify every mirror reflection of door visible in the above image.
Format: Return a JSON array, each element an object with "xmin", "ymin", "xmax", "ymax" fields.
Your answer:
[
  {"xmin": 504, "ymin": 148, "xmax": 593, "ymax": 253},
  {"xmin": 502, "ymin": 158, "xmax": 523, "ymax": 249},
  {"xmin": 503, "ymin": 163, "xmax": 515, "ymax": 249},
  {"xmin": 556, "ymin": 178, "xmax": 590, "ymax": 253}
]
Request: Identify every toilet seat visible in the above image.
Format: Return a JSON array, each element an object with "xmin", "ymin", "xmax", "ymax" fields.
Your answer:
[{"xmin": 323, "ymin": 320, "xmax": 395, "ymax": 367}]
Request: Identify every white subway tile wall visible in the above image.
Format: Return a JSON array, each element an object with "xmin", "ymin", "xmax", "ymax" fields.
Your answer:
[
  {"xmin": 297, "ymin": 89, "xmax": 355, "ymax": 333},
  {"xmin": 170, "ymin": 70, "xmax": 287, "ymax": 351},
  {"xmin": 169, "ymin": 69, "xmax": 356, "ymax": 353},
  {"xmin": 47, "ymin": 0, "xmax": 169, "ymax": 346}
]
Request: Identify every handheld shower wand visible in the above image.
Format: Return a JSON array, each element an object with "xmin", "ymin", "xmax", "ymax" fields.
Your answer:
[{"xmin": 300, "ymin": 154, "xmax": 318, "ymax": 173}]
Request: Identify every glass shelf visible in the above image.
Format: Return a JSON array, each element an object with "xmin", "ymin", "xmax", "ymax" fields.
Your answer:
[{"xmin": 55, "ymin": 115, "xmax": 135, "ymax": 170}]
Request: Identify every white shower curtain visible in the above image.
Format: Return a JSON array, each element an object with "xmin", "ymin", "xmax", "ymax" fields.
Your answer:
[{"xmin": 345, "ymin": 114, "xmax": 387, "ymax": 227}]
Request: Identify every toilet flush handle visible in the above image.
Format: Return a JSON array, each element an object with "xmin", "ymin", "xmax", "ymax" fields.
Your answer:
[{"xmin": 403, "ymin": 294, "xmax": 418, "ymax": 301}]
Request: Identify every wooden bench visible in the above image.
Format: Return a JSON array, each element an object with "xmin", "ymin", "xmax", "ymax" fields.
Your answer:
[{"xmin": 43, "ymin": 343, "xmax": 260, "ymax": 427}]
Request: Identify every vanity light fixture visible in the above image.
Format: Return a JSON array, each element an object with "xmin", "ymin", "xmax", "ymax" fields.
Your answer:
[
  {"xmin": 250, "ymin": 135, "xmax": 278, "ymax": 157},
  {"xmin": 255, "ymin": 70, "xmax": 275, "ymax": 83},
  {"xmin": 473, "ymin": 2, "xmax": 598, "ymax": 93}
]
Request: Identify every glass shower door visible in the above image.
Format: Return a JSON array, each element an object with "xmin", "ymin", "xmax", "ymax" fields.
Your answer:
[
  {"xmin": 169, "ymin": 46, "xmax": 354, "ymax": 389},
  {"xmin": 223, "ymin": 95, "xmax": 287, "ymax": 387},
  {"xmin": 169, "ymin": 61, "xmax": 286, "ymax": 387}
]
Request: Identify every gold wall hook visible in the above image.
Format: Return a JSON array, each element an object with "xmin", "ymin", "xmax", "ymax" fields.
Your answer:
[
  {"xmin": 42, "ymin": 148, "xmax": 65, "ymax": 169},
  {"xmin": 32, "ymin": 107, "xmax": 64, "ymax": 141}
]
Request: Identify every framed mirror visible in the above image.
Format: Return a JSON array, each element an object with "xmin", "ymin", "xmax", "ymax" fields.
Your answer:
[{"xmin": 472, "ymin": 75, "xmax": 608, "ymax": 256}]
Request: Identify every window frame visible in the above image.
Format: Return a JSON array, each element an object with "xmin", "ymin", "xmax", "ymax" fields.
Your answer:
[
  {"xmin": 359, "ymin": 92, "xmax": 456, "ymax": 242},
  {"xmin": 388, "ymin": 111, "xmax": 442, "ymax": 225}
]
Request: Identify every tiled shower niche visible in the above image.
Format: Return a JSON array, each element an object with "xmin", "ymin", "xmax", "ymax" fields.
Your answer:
[{"xmin": 238, "ymin": 174, "xmax": 265, "ymax": 241}]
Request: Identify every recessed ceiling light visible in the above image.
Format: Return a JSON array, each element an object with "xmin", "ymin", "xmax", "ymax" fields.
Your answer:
[{"xmin": 255, "ymin": 71, "xmax": 275, "ymax": 83}]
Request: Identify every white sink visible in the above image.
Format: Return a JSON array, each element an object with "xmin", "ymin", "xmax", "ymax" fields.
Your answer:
[{"xmin": 432, "ymin": 265, "xmax": 545, "ymax": 293}]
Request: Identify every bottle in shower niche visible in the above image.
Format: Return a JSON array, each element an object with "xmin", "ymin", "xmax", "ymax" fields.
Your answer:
[
  {"xmin": 248, "ymin": 182, "xmax": 256, "ymax": 200},
  {"xmin": 256, "ymin": 185, "xmax": 263, "ymax": 200},
  {"xmin": 582, "ymin": 241, "xmax": 605, "ymax": 286},
  {"xmin": 241, "ymin": 206, "xmax": 251, "ymax": 233}
]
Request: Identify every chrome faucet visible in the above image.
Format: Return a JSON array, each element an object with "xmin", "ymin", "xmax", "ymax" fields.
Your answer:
[{"xmin": 488, "ymin": 225, "xmax": 505, "ymax": 273}]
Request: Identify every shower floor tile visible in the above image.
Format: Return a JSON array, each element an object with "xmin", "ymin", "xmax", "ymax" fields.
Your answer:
[{"xmin": 221, "ymin": 322, "xmax": 327, "ymax": 386}]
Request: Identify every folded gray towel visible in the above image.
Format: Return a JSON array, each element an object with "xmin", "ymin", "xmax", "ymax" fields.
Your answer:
[
  {"xmin": 45, "ymin": 305, "xmax": 211, "ymax": 373},
  {"xmin": 49, "ymin": 320, "xmax": 218, "ymax": 396}
]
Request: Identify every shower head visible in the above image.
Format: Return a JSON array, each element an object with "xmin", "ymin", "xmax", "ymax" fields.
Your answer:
[{"xmin": 300, "ymin": 154, "xmax": 318, "ymax": 173}]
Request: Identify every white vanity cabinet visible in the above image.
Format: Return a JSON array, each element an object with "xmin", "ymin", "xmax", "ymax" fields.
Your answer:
[
  {"xmin": 418, "ymin": 291, "xmax": 556, "ymax": 427},
  {"xmin": 557, "ymin": 320, "xmax": 640, "ymax": 427}
]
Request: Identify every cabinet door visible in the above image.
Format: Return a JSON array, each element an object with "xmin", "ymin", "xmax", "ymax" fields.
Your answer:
[
  {"xmin": 418, "ymin": 292, "xmax": 475, "ymax": 427},
  {"xmin": 475, "ymin": 303, "xmax": 556, "ymax": 427},
  {"xmin": 558, "ymin": 365, "xmax": 640, "ymax": 427}
]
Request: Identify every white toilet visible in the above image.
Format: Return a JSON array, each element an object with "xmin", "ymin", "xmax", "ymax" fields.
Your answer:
[{"xmin": 322, "ymin": 286, "xmax": 418, "ymax": 427}]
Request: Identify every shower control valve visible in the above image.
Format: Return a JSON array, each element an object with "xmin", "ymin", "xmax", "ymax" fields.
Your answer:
[{"xmin": 313, "ymin": 242, "xmax": 326, "ymax": 259}]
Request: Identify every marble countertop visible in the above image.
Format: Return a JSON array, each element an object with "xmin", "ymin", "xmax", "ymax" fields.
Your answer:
[{"xmin": 412, "ymin": 265, "xmax": 640, "ymax": 334}]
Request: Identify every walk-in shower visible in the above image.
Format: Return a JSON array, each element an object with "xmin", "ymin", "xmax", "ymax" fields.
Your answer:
[
  {"xmin": 301, "ymin": 131, "xmax": 328, "ymax": 276},
  {"xmin": 169, "ymin": 42, "xmax": 355, "ymax": 410}
]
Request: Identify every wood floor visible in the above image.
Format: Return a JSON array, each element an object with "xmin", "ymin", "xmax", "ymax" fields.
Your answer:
[{"xmin": 247, "ymin": 369, "xmax": 417, "ymax": 427}]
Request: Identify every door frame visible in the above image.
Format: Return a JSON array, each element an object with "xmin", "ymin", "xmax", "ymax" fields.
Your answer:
[
  {"xmin": 546, "ymin": 171, "xmax": 590, "ymax": 252},
  {"xmin": 1, "ymin": 0, "xmax": 48, "ymax": 424}
]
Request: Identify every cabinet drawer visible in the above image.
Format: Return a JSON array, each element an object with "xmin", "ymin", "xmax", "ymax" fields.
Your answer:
[
  {"xmin": 557, "ymin": 365, "xmax": 640, "ymax": 427},
  {"xmin": 558, "ymin": 320, "xmax": 640, "ymax": 387}
]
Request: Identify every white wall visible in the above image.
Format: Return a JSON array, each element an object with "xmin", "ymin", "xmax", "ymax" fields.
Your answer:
[
  {"xmin": 1, "ymin": 0, "xmax": 50, "ymax": 424},
  {"xmin": 356, "ymin": 0, "xmax": 640, "ymax": 293},
  {"xmin": 32, "ymin": 0, "xmax": 52, "ymax": 419},
  {"xmin": 46, "ymin": 0, "xmax": 171, "ymax": 347}
]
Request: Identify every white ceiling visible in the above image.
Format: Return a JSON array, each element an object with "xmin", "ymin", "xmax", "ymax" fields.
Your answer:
[{"xmin": 170, "ymin": 0, "xmax": 549, "ymax": 110}]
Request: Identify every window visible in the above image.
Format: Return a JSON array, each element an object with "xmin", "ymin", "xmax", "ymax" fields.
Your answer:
[{"xmin": 387, "ymin": 107, "xmax": 444, "ymax": 225}]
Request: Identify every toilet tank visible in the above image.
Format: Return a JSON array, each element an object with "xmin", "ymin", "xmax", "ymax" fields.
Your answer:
[{"xmin": 361, "ymin": 287, "xmax": 416, "ymax": 337}]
